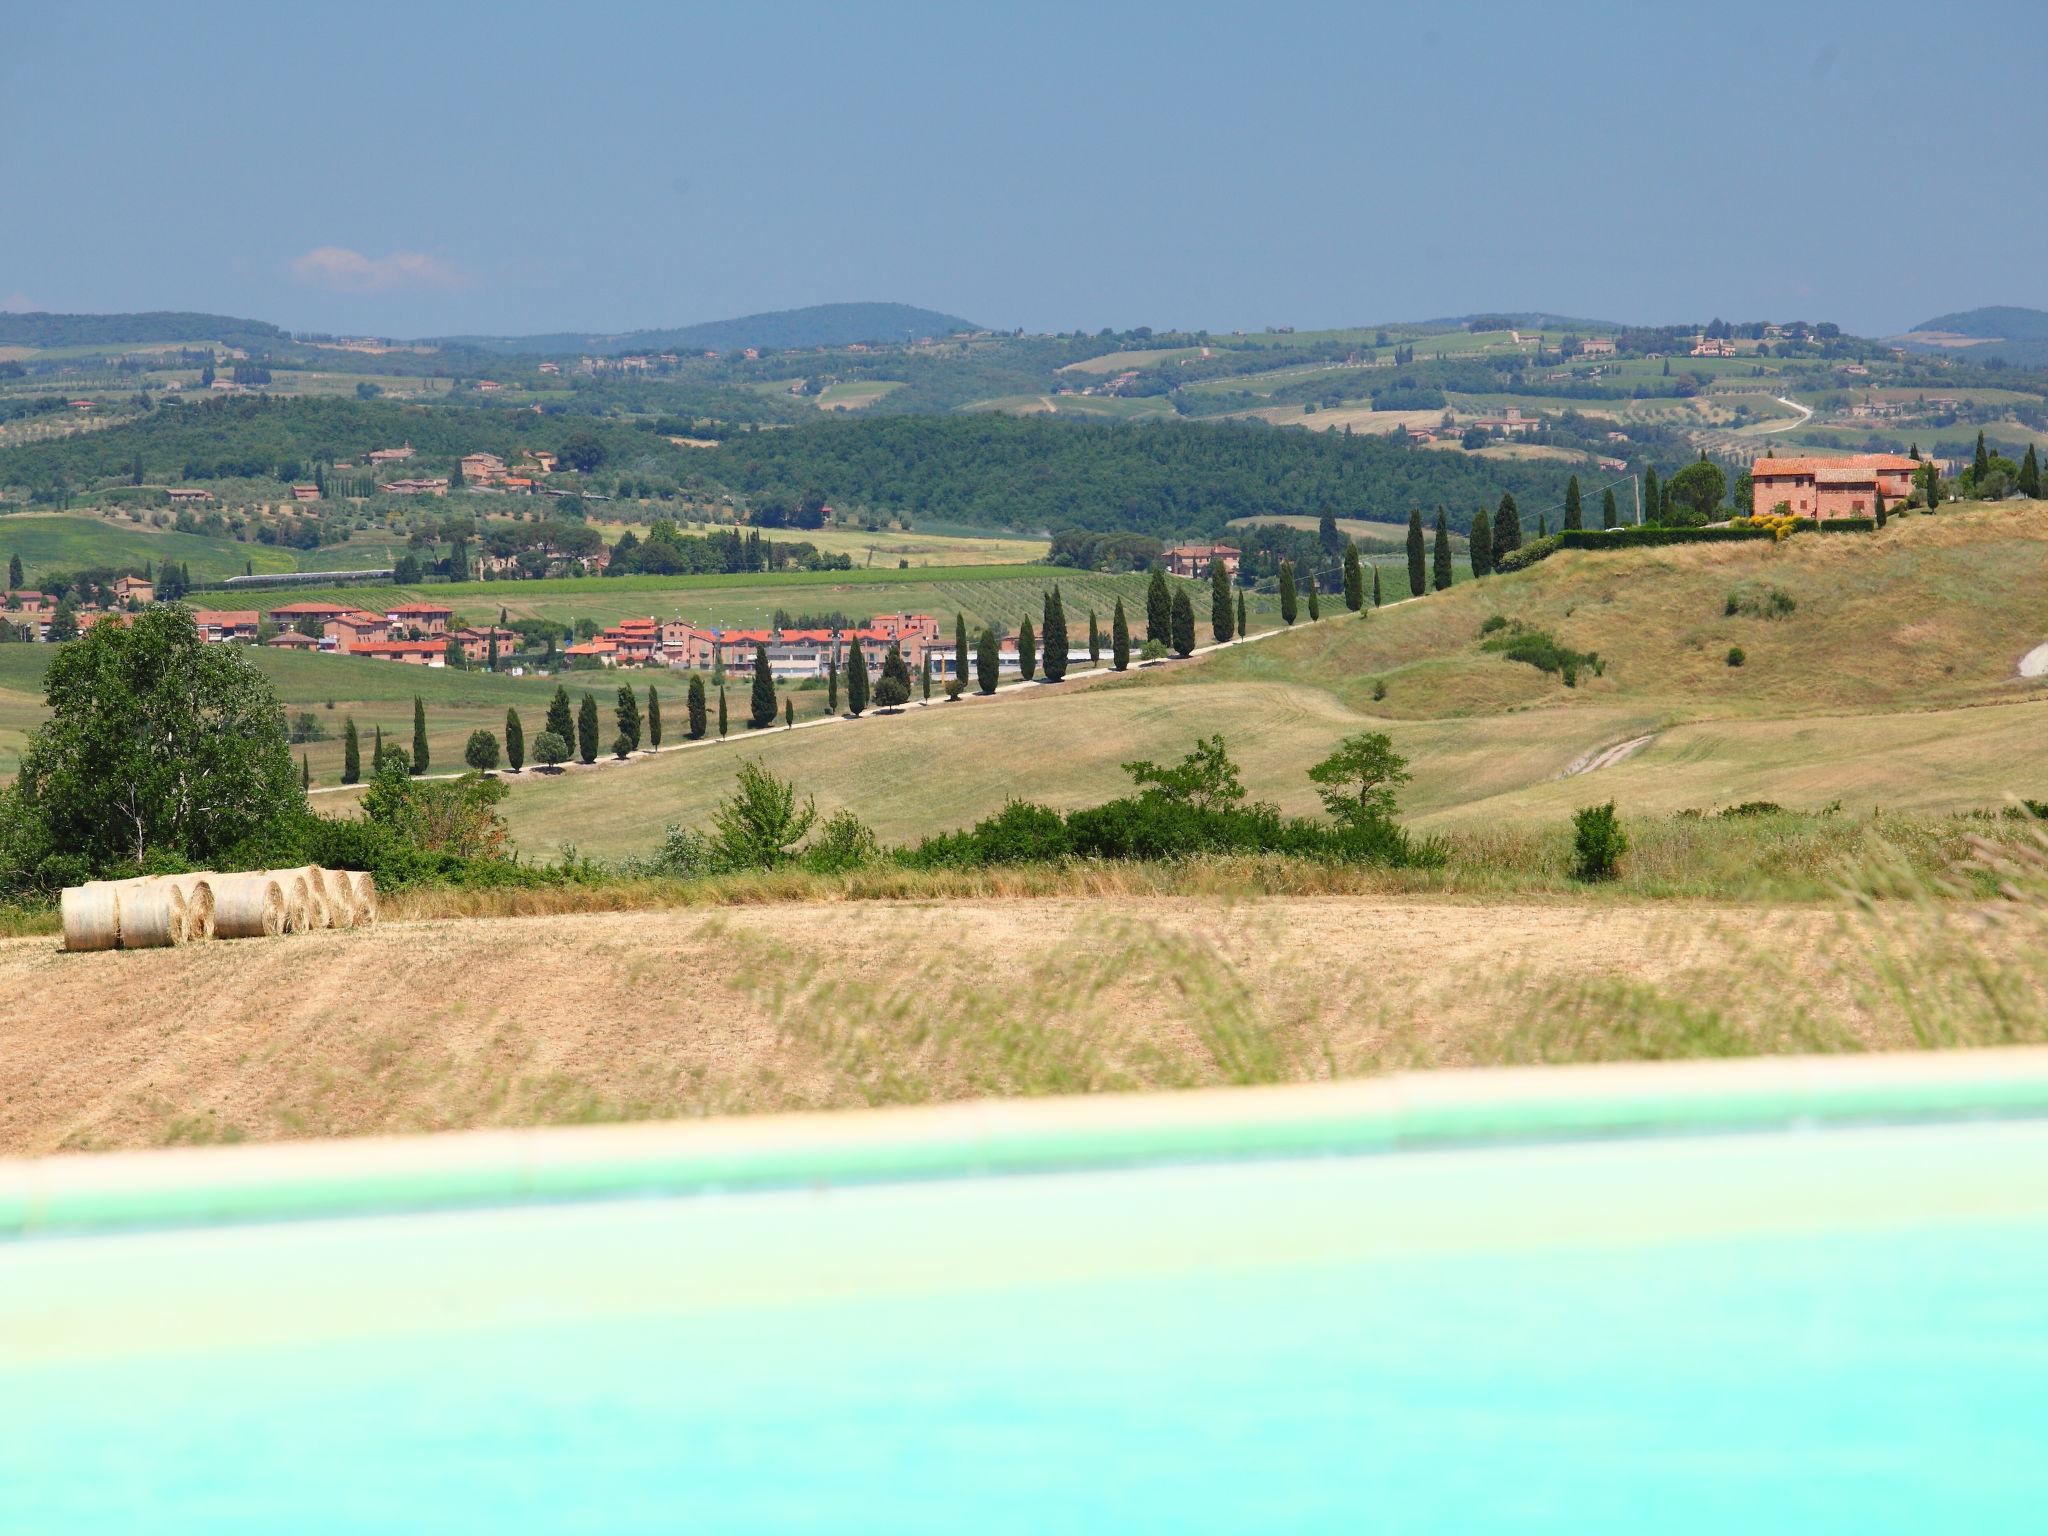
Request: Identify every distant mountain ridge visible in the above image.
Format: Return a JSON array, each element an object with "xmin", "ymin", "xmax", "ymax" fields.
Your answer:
[
  {"xmin": 0, "ymin": 310, "xmax": 287, "ymax": 350},
  {"xmin": 436, "ymin": 302, "xmax": 981, "ymax": 357},
  {"xmin": 1896, "ymin": 305, "xmax": 2048, "ymax": 366}
]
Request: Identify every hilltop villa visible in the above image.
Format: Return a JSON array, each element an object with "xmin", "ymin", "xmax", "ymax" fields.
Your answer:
[{"xmin": 1750, "ymin": 454, "xmax": 1918, "ymax": 520}]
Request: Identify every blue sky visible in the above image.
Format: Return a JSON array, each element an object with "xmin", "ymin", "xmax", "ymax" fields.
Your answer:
[{"xmin": 3, "ymin": 0, "xmax": 2040, "ymax": 338}]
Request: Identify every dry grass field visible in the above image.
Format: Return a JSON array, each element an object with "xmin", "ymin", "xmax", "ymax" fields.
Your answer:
[{"xmin": 10, "ymin": 879, "xmax": 2044, "ymax": 1156}]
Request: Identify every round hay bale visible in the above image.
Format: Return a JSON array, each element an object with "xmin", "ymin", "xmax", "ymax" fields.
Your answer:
[
  {"xmin": 210, "ymin": 875, "xmax": 285, "ymax": 939},
  {"xmin": 267, "ymin": 865, "xmax": 330, "ymax": 930},
  {"xmin": 262, "ymin": 870, "xmax": 313, "ymax": 934},
  {"xmin": 320, "ymin": 867, "xmax": 358, "ymax": 929},
  {"xmin": 60, "ymin": 884, "xmax": 122, "ymax": 953},
  {"xmin": 347, "ymin": 872, "xmax": 378, "ymax": 926},
  {"xmin": 157, "ymin": 875, "xmax": 216, "ymax": 942},
  {"xmin": 113, "ymin": 879, "xmax": 187, "ymax": 949}
]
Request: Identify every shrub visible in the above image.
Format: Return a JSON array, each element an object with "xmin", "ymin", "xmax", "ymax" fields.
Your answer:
[
  {"xmin": 1139, "ymin": 638, "xmax": 1170, "ymax": 663},
  {"xmin": 802, "ymin": 809, "xmax": 881, "ymax": 874},
  {"xmin": 1481, "ymin": 620, "xmax": 1599, "ymax": 681},
  {"xmin": 463, "ymin": 730, "xmax": 501, "ymax": 773},
  {"xmin": 1724, "ymin": 584, "xmax": 1796, "ymax": 619},
  {"xmin": 611, "ymin": 731, "xmax": 632, "ymax": 760},
  {"xmin": 1478, "ymin": 614, "xmax": 1509, "ymax": 635},
  {"xmin": 708, "ymin": 759, "xmax": 816, "ymax": 869},
  {"xmin": 874, "ymin": 675, "xmax": 911, "ymax": 710},
  {"xmin": 1726, "ymin": 645, "xmax": 1746, "ymax": 667},
  {"xmin": 532, "ymin": 730, "xmax": 570, "ymax": 769},
  {"xmin": 1717, "ymin": 800, "xmax": 1784, "ymax": 818},
  {"xmin": 1571, "ymin": 801, "xmax": 1627, "ymax": 881}
]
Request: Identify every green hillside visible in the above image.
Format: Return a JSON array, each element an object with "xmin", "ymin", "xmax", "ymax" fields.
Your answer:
[
  {"xmin": 0, "ymin": 310, "xmax": 286, "ymax": 351},
  {"xmin": 440, "ymin": 302, "xmax": 980, "ymax": 356},
  {"xmin": 0, "ymin": 515, "xmax": 299, "ymax": 583}
]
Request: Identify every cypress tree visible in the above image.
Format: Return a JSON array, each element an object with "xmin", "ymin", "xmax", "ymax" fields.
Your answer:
[
  {"xmin": 1661, "ymin": 482, "xmax": 1674, "ymax": 523},
  {"xmin": 785, "ymin": 698, "xmax": 794, "ymax": 729},
  {"xmin": 1111, "ymin": 597, "xmax": 1131, "ymax": 671},
  {"xmin": 1236, "ymin": 589, "xmax": 1247, "ymax": 635},
  {"xmin": 1372, "ymin": 565, "xmax": 1382, "ymax": 607},
  {"xmin": 1405, "ymin": 508, "xmax": 1426, "ymax": 596},
  {"xmin": 975, "ymin": 626, "xmax": 1000, "ymax": 693},
  {"xmin": 1433, "ymin": 509, "xmax": 1453, "ymax": 591},
  {"xmin": 1018, "ymin": 614, "xmax": 1036, "ymax": 680},
  {"xmin": 749, "ymin": 644, "xmax": 777, "ymax": 728},
  {"xmin": 1563, "ymin": 475, "xmax": 1583, "ymax": 531},
  {"xmin": 1468, "ymin": 507, "xmax": 1493, "ymax": 579},
  {"xmin": 1170, "ymin": 588, "xmax": 1196, "ymax": 657},
  {"xmin": 546, "ymin": 684, "xmax": 574, "ymax": 750},
  {"xmin": 1042, "ymin": 586, "xmax": 1069, "ymax": 681},
  {"xmin": 373, "ymin": 723, "xmax": 383, "ymax": 768},
  {"xmin": 921, "ymin": 652, "xmax": 932, "ymax": 701},
  {"xmin": 505, "ymin": 708, "xmax": 524, "ymax": 771},
  {"xmin": 1923, "ymin": 460, "xmax": 1941, "ymax": 509},
  {"xmin": 1212, "ymin": 558, "xmax": 1236, "ymax": 639},
  {"xmin": 302, "ymin": 754, "xmax": 311, "ymax": 791},
  {"xmin": 1641, "ymin": 467, "xmax": 1659, "ymax": 526},
  {"xmin": 486, "ymin": 630, "xmax": 498, "ymax": 672},
  {"xmin": 1973, "ymin": 430, "xmax": 1990, "ymax": 483},
  {"xmin": 1602, "ymin": 487, "xmax": 1619, "ymax": 529},
  {"xmin": 1306, "ymin": 577, "xmax": 1321, "ymax": 621},
  {"xmin": 6, "ymin": 554, "xmax": 19, "ymax": 590},
  {"xmin": 827, "ymin": 654, "xmax": 839, "ymax": 713},
  {"xmin": 1538, "ymin": 513, "xmax": 1548, "ymax": 539},
  {"xmin": 646, "ymin": 687, "xmax": 662, "ymax": 748},
  {"xmin": 1088, "ymin": 609, "xmax": 1101, "ymax": 663},
  {"xmin": 1279, "ymin": 561, "xmax": 1298, "ymax": 625},
  {"xmin": 717, "ymin": 687, "xmax": 728, "ymax": 739},
  {"xmin": 1342, "ymin": 541, "xmax": 1363, "ymax": 612},
  {"xmin": 1873, "ymin": 490, "xmax": 1887, "ymax": 529},
  {"xmin": 687, "ymin": 674, "xmax": 708, "ymax": 738},
  {"xmin": 880, "ymin": 641, "xmax": 912, "ymax": 701},
  {"xmin": 411, "ymin": 695, "xmax": 429, "ymax": 776},
  {"xmin": 1146, "ymin": 567, "xmax": 1171, "ymax": 645},
  {"xmin": 577, "ymin": 692, "xmax": 599, "ymax": 763},
  {"xmin": 846, "ymin": 637, "xmax": 869, "ymax": 715},
  {"xmin": 2022, "ymin": 444, "xmax": 2041, "ymax": 499},
  {"xmin": 616, "ymin": 684, "xmax": 642, "ymax": 750},
  {"xmin": 1493, "ymin": 493, "xmax": 1522, "ymax": 561},
  {"xmin": 955, "ymin": 613, "xmax": 969, "ymax": 690},
  {"xmin": 342, "ymin": 717, "xmax": 361, "ymax": 784}
]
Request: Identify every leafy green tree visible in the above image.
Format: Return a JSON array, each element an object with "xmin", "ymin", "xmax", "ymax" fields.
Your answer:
[
  {"xmin": 412, "ymin": 695, "xmax": 429, "ymax": 776},
  {"xmin": 1667, "ymin": 458, "xmax": 1727, "ymax": 523},
  {"xmin": 342, "ymin": 716, "xmax": 361, "ymax": 785},
  {"xmin": 1602, "ymin": 487, "xmax": 1619, "ymax": 529},
  {"xmin": 749, "ymin": 645, "xmax": 777, "ymax": 729},
  {"xmin": 1405, "ymin": 509, "xmax": 1425, "ymax": 596},
  {"xmin": 532, "ymin": 730, "xmax": 569, "ymax": 770},
  {"xmin": 1017, "ymin": 615, "xmax": 1036, "ymax": 680},
  {"xmin": 1432, "ymin": 509, "xmax": 1453, "ymax": 591},
  {"xmin": 710, "ymin": 760, "xmax": 817, "ymax": 869},
  {"xmin": 1145, "ymin": 567, "xmax": 1171, "ymax": 645},
  {"xmin": 616, "ymin": 683, "xmax": 643, "ymax": 750},
  {"xmin": 1279, "ymin": 561, "xmax": 1298, "ymax": 625},
  {"xmin": 465, "ymin": 729, "xmax": 500, "ymax": 772},
  {"xmin": 1468, "ymin": 507, "xmax": 1492, "ymax": 578},
  {"xmin": 1563, "ymin": 475, "xmax": 1583, "ymax": 531},
  {"xmin": 1341, "ymin": 542, "xmax": 1363, "ymax": 612},
  {"xmin": 577, "ymin": 692, "xmax": 599, "ymax": 763},
  {"xmin": 687, "ymin": 675, "xmax": 708, "ymax": 738},
  {"xmin": 12, "ymin": 606, "xmax": 300, "ymax": 874},
  {"xmin": 1122, "ymin": 735, "xmax": 1245, "ymax": 810},
  {"xmin": 1042, "ymin": 585, "xmax": 1069, "ymax": 681},
  {"xmin": 504, "ymin": 708, "xmax": 524, "ymax": 771},
  {"xmin": 975, "ymin": 627, "xmax": 1000, "ymax": 693},
  {"xmin": 1493, "ymin": 493, "xmax": 1522, "ymax": 562},
  {"xmin": 48, "ymin": 598, "xmax": 78, "ymax": 643},
  {"xmin": 546, "ymin": 684, "xmax": 574, "ymax": 751},
  {"xmin": 879, "ymin": 641, "xmax": 913, "ymax": 702},
  {"xmin": 1111, "ymin": 597, "xmax": 1131, "ymax": 672},
  {"xmin": 1317, "ymin": 508, "xmax": 1342, "ymax": 560},
  {"xmin": 846, "ymin": 637, "xmax": 869, "ymax": 715},
  {"xmin": 646, "ymin": 687, "xmax": 662, "ymax": 748},
  {"xmin": 1306, "ymin": 732, "xmax": 1412, "ymax": 825},
  {"xmin": 1171, "ymin": 587, "xmax": 1196, "ymax": 656}
]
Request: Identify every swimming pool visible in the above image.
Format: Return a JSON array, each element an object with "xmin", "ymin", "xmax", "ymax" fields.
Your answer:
[{"xmin": 5, "ymin": 1054, "xmax": 2046, "ymax": 1532}]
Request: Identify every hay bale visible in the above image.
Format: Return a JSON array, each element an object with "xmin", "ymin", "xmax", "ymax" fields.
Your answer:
[
  {"xmin": 320, "ymin": 867, "xmax": 358, "ymax": 929},
  {"xmin": 156, "ymin": 875, "xmax": 216, "ymax": 942},
  {"xmin": 347, "ymin": 871, "xmax": 378, "ymax": 926},
  {"xmin": 210, "ymin": 875, "xmax": 285, "ymax": 939},
  {"xmin": 112, "ymin": 878, "xmax": 187, "ymax": 949},
  {"xmin": 60, "ymin": 884, "xmax": 122, "ymax": 952},
  {"xmin": 262, "ymin": 870, "xmax": 313, "ymax": 934},
  {"xmin": 267, "ymin": 865, "xmax": 330, "ymax": 930}
]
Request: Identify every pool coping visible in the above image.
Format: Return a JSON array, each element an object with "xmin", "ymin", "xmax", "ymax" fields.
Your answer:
[{"xmin": 7, "ymin": 1047, "xmax": 2048, "ymax": 1237}]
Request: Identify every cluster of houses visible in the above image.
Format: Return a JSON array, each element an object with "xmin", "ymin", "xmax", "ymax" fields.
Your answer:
[
  {"xmin": 564, "ymin": 613, "xmax": 950, "ymax": 679},
  {"xmin": 0, "ymin": 574, "xmax": 158, "ymax": 640}
]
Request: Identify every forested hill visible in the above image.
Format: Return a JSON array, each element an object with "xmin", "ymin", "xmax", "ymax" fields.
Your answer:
[
  {"xmin": 440, "ymin": 303, "xmax": 980, "ymax": 356},
  {"xmin": 709, "ymin": 415, "xmax": 1574, "ymax": 537},
  {"xmin": 0, "ymin": 311, "xmax": 287, "ymax": 350},
  {"xmin": 1901, "ymin": 306, "xmax": 2048, "ymax": 367}
]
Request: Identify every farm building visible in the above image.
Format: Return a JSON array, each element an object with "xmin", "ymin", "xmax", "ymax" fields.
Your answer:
[{"xmin": 1750, "ymin": 455, "xmax": 1918, "ymax": 520}]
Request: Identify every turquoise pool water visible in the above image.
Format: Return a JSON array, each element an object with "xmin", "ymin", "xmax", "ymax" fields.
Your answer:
[{"xmin": 4, "ymin": 1115, "xmax": 2046, "ymax": 1531}]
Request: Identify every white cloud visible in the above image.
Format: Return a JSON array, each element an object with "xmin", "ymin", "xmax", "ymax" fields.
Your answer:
[{"xmin": 289, "ymin": 247, "xmax": 467, "ymax": 295}]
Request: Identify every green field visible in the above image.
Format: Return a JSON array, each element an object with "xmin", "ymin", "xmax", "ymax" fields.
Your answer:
[
  {"xmin": 814, "ymin": 380, "xmax": 904, "ymax": 409},
  {"xmin": 0, "ymin": 514, "xmax": 300, "ymax": 583}
]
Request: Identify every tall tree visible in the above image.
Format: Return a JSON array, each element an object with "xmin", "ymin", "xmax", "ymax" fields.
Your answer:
[
  {"xmin": 1306, "ymin": 576, "xmax": 1321, "ymax": 621},
  {"xmin": 411, "ymin": 695, "xmax": 429, "ymax": 777},
  {"xmin": 1212, "ymin": 558, "xmax": 1237, "ymax": 639},
  {"xmin": 1042, "ymin": 586, "xmax": 1069, "ymax": 681},
  {"xmin": 504, "ymin": 708, "xmax": 524, "ymax": 772},
  {"xmin": 1088, "ymin": 609, "xmax": 1101, "ymax": 663},
  {"xmin": 646, "ymin": 687, "xmax": 662, "ymax": 748},
  {"xmin": 1017, "ymin": 614, "xmax": 1037, "ymax": 680},
  {"xmin": 1602, "ymin": 487, "xmax": 1619, "ymax": 529},
  {"xmin": 1372, "ymin": 565, "xmax": 1382, "ymax": 607},
  {"xmin": 785, "ymin": 698, "xmax": 794, "ymax": 729},
  {"xmin": 717, "ymin": 687, "xmax": 728, "ymax": 739},
  {"xmin": 1405, "ymin": 508, "xmax": 1426, "ymax": 596},
  {"xmin": 1111, "ymin": 596, "xmax": 1131, "ymax": 671},
  {"xmin": 954, "ymin": 612, "xmax": 969, "ymax": 691},
  {"xmin": 827, "ymin": 655, "xmax": 839, "ymax": 714},
  {"xmin": 1341, "ymin": 541, "xmax": 1363, "ymax": 612},
  {"xmin": 1279, "ymin": 561, "xmax": 1298, "ymax": 625},
  {"xmin": 1493, "ymin": 493, "xmax": 1522, "ymax": 562},
  {"xmin": 1973, "ymin": 430, "xmax": 1990, "ymax": 483},
  {"xmin": 6, "ymin": 554, "xmax": 19, "ymax": 590},
  {"xmin": 1170, "ymin": 588, "xmax": 1196, "ymax": 657},
  {"xmin": 1873, "ymin": 490, "xmax": 1887, "ymax": 529},
  {"xmin": 342, "ymin": 717, "xmax": 361, "ymax": 785},
  {"xmin": 2022, "ymin": 444, "xmax": 2042, "ymax": 499},
  {"xmin": 921, "ymin": 652, "xmax": 932, "ymax": 701},
  {"xmin": 576, "ymin": 692, "xmax": 599, "ymax": 763},
  {"xmin": 1641, "ymin": 466, "xmax": 1659, "ymax": 526},
  {"xmin": 1236, "ymin": 590, "xmax": 1247, "ymax": 636},
  {"xmin": 302, "ymin": 754, "xmax": 311, "ymax": 791},
  {"xmin": 1563, "ymin": 474, "xmax": 1583, "ymax": 531},
  {"xmin": 1146, "ymin": 567, "xmax": 1171, "ymax": 645},
  {"xmin": 846, "ymin": 636, "xmax": 869, "ymax": 716},
  {"xmin": 546, "ymin": 684, "xmax": 574, "ymax": 752},
  {"xmin": 687, "ymin": 674, "xmax": 708, "ymax": 739},
  {"xmin": 749, "ymin": 645, "xmax": 777, "ymax": 729},
  {"xmin": 617, "ymin": 683, "xmax": 643, "ymax": 749},
  {"xmin": 1433, "ymin": 509, "xmax": 1453, "ymax": 591},
  {"xmin": 1468, "ymin": 506, "xmax": 1493, "ymax": 579},
  {"xmin": 976, "ymin": 626, "xmax": 1001, "ymax": 693}
]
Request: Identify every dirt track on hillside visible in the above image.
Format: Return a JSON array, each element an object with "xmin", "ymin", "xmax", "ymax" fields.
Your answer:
[{"xmin": 0, "ymin": 896, "xmax": 1901, "ymax": 1156}]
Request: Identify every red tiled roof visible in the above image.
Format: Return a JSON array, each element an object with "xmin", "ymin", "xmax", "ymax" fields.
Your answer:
[
  {"xmin": 191, "ymin": 610, "xmax": 259, "ymax": 626},
  {"xmin": 1752, "ymin": 454, "xmax": 1917, "ymax": 476},
  {"xmin": 387, "ymin": 602, "xmax": 454, "ymax": 615}
]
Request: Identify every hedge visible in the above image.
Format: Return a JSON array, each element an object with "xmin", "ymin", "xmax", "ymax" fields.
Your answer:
[{"xmin": 1499, "ymin": 523, "xmax": 1780, "ymax": 573}]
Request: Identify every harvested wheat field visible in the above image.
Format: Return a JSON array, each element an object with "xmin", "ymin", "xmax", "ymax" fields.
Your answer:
[{"xmin": 5, "ymin": 890, "xmax": 2041, "ymax": 1155}]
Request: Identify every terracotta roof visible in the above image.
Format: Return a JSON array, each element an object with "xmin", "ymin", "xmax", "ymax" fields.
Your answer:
[
  {"xmin": 1752, "ymin": 454, "xmax": 1917, "ymax": 476},
  {"xmin": 270, "ymin": 601, "xmax": 354, "ymax": 617},
  {"xmin": 387, "ymin": 602, "xmax": 454, "ymax": 615},
  {"xmin": 191, "ymin": 609, "xmax": 258, "ymax": 626}
]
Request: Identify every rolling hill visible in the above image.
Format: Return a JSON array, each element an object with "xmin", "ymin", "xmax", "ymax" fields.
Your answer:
[
  {"xmin": 1896, "ymin": 305, "xmax": 2048, "ymax": 367},
  {"xmin": 0, "ymin": 311, "xmax": 287, "ymax": 351},
  {"xmin": 437, "ymin": 302, "xmax": 981, "ymax": 357}
]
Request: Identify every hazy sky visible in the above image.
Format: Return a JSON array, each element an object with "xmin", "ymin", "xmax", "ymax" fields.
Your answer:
[{"xmin": 4, "ymin": 1, "xmax": 2040, "ymax": 338}]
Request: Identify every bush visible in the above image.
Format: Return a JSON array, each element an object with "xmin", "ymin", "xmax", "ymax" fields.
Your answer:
[
  {"xmin": 802, "ymin": 809, "xmax": 881, "ymax": 874},
  {"xmin": 1724, "ymin": 584, "xmax": 1796, "ymax": 619},
  {"xmin": 532, "ymin": 730, "xmax": 570, "ymax": 769},
  {"xmin": 1481, "ymin": 620, "xmax": 1600, "ymax": 681},
  {"xmin": 611, "ymin": 731, "xmax": 632, "ymax": 760},
  {"xmin": 1726, "ymin": 645, "xmax": 1746, "ymax": 667},
  {"xmin": 464, "ymin": 730, "xmax": 500, "ymax": 773},
  {"xmin": 1138, "ymin": 638, "xmax": 1170, "ymax": 662},
  {"xmin": 1571, "ymin": 801, "xmax": 1627, "ymax": 881},
  {"xmin": 1478, "ymin": 614, "xmax": 1509, "ymax": 635},
  {"xmin": 874, "ymin": 675, "xmax": 911, "ymax": 710}
]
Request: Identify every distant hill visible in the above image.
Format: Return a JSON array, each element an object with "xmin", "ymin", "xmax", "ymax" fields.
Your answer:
[
  {"xmin": 0, "ymin": 310, "xmax": 288, "ymax": 351},
  {"xmin": 1896, "ymin": 305, "xmax": 2048, "ymax": 366},
  {"xmin": 439, "ymin": 302, "xmax": 981, "ymax": 357}
]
